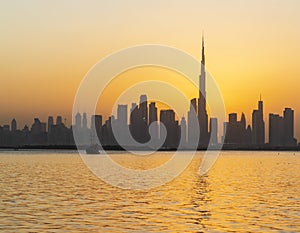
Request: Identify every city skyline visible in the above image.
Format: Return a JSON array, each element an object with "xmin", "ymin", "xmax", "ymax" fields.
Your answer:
[
  {"xmin": 0, "ymin": 37, "xmax": 297, "ymax": 148},
  {"xmin": 0, "ymin": 96, "xmax": 297, "ymax": 148},
  {"xmin": 1, "ymin": 1, "xmax": 300, "ymax": 140},
  {"xmin": 2, "ymin": 2, "xmax": 300, "ymax": 232}
]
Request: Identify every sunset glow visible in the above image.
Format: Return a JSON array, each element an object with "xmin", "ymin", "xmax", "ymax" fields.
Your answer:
[{"xmin": 1, "ymin": 0, "xmax": 300, "ymax": 138}]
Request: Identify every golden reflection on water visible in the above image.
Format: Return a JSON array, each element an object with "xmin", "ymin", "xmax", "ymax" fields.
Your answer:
[
  {"xmin": 0, "ymin": 151, "xmax": 299, "ymax": 232},
  {"xmin": 109, "ymin": 152, "xmax": 174, "ymax": 169}
]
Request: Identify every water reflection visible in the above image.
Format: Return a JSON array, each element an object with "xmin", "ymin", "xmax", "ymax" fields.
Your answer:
[{"xmin": 0, "ymin": 151, "xmax": 299, "ymax": 232}]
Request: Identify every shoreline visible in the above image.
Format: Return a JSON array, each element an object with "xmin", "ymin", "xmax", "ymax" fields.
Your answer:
[{"xmin": 0, "ymin": 145, "xmax": 299, "ymax": 152}]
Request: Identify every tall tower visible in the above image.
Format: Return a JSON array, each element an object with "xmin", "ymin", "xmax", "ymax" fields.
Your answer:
[
  {"xmin": 283, "ymin": 108, "xmax": 296, "ymax": 146},
  {"xmin": 82, "ymin": 113, "xmax": 87, "ymax": 129},
  {"xmin": 75, "ymin": 112, "xmax": 82, "ymax": 129},
  {"xmin": 139, "ymin": 94, "xmax": 148, "ymax": 125},
  {"xmin": 149, "ymin": 102, "xmax": 158, "ymax": 124},
  {"xmin": 11, "ymin": 118, "xmax": 17, "ymax": 132},
  {"xmin": 180, "ymin": 116, "xmax": 187, "ymax": 146},
  {"xmin": 199, "ymin": 35, "xmax": 206, "ymax": 102},
  {"xmin": 47, "ymin": 116, "xmax": 53, "ymax": 133},
  {"xmin": 149, "ymin": 102, "xmax": 158, "ymax": 140},
  {"xmin": 198, "ymin": 34, "xmax": 209, "ymax": 147},
  {"xmin": 117, "ymin": 104, "xmax": 128, "ymax": 126},
  {"xmin": 252, "ymin": 97, "xmax": 265, "ymax": 145}
]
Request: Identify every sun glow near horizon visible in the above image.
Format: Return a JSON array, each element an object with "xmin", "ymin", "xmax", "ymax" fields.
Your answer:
[{"xmin": 0, "ymin": 0, "xmax": 300, "ymax": 139}]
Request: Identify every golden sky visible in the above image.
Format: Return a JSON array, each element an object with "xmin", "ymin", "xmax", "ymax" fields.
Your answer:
[{"xmin": 0, "ymin": 0, "xmax": 300, "ymax": 140}]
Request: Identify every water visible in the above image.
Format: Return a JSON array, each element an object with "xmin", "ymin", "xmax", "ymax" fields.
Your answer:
[{"xmin": 0, "ymin": 151, "xmax": 299, "ymax": 232}]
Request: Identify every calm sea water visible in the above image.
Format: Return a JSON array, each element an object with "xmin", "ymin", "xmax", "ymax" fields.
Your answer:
[{"xmin": 0, "ymin": 151, "xmax": 299, "ymax": 232}]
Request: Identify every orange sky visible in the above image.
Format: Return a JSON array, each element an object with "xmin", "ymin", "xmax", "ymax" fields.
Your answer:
[{"xmin": 0, "ymin": 0, "xmax": 300, "ymax": 140}]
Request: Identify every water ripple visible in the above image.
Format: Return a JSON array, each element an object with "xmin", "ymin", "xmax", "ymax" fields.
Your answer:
[{"xmin": 0, "ymin": 151, "xmax": 299, "ymax": 232}]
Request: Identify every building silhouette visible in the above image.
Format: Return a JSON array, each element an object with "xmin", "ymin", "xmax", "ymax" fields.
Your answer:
[
  {"xmin": 47, "ymin": 115, "xmax": 71, "ymax": 145},
  {"xmin": 115, "ymin": 104, "xmax": 128, "ymax": 145},
  {"xmin": 223, "ymin": 113, "xmax": 251, "ymax": 145},
  {"xmin": 269, "ymin": 108, "xmax": 297, "ymax": 147},
  {"xmin": 210, "ymin": 118, "xmax": 218, "ymax": 145},
  {"xmin": 75, "ymin": 112, "xmax": 82, "ymax": 129},
  {"xmin": 283, "ymin": 108, "xmax": 296, "ymax": 146},
  {"xmin": 30, "ymin": 118, "xmax": 47, "ymax": 145},
  {"xmin": 149, "ymin": 102, "xmax": 158, "ymax": 124},
  {"xmin": 198, "ymin": 35, "xmax": 210, "ymax": 147},
  {"xmin": 180, "ymin": 116, "xmax": 187, "ymax": 147},
  {"xmin": 82, "ymin": 113, "xmax": 88, "ymax": 129},
  {"xmin": 56, "ymin": 116, "xmax": 62, "ymax": 126},
  {"xmin": 129, "ymin": 95, "xmax": 150, "ymax": 143},
  {"xmin": 160, "ymin": 109, "xmax": 180, "ymax": 149},
  {"xmin": 102, "ymin": 116, "xmax": 117, "ymax": 146},
  {"xmin": 149, "ymin": 102, "xmax": 159, "ymax": 141},
  {"xmin": 252, "ymin": 97, "xmax": 265, "ymax": 145},
  {"xmin": 48, "ymin": 116, "xmax": 53, "ymax": 134},
  {"xmin": 117, "ymin": 105, "xmax": 128, "ymax": 126},
  {"xmin": 90, "ymin": 114, "xmax": 102, "ymax": 144},
  {"xmin": 139, "ymin": 95, "xmax": 150, "ymax": 143},
  {"xmin": 0, "ymin": 38, "xmax": 298, "ymax": 149},
  {"xmin": 91, "ymin": 115, "xmax": 102, "ymax": 139},
  {"xmin": 269, "ymin": 114, "xmax": 283, "ymax": 146},
  {"xmin": 129, "ymin": 103, "xmax": 140, "ymax": 143},
  {"xmin": 11, "ymin": 119, "xmax": 17, "ymax": 132},
  {"xmin": 188, "ymin": 98, "xmax": 198, "ymax": 147},
  {"xmin": 0, "ymin": 101, "xmax": 298, "ymax": 149}
]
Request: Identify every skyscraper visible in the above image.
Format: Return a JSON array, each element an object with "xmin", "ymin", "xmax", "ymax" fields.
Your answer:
[
  {"xmin": 139, "ymin": 94, "xmax": 148, "ymax": 125},
  {"xmin": 149, "ymin": 102, "xmax": 158, "ymax": 140},
  {"xmin": 91, "ymin": 114, "xmax": 102, "ymax": 143},
  {"xmin": 82, "ymin": 113, "xmax": 87, "ymax": 129},
  {"xmin": 11, "ymin": 118, "xmax": 17, "ymax": 132},
  {"xmin": 210, "ymin": 118, "xmax": 218, "ymax": 145},
  {"xmin": 224, "ymin": 113, "xmax": 250, "ymax": 145},
  {"xmin": 30, "ymin": 118, "xmax": 47, "ymax": 145},
  {"xmin": 252, "ymin": 97, "xmax": 265, "ymax": 145},
  {"xmin": 48, "ymin": 116, "xmax": 53, "ymax": 133},
  {"xmin": 269, "ymin": 108, "xmax": 297, "ymax": 146},
  {"xmin": 56, "ymin": 116, "xmax": 62, "ymax": 126},
  {"xmin": 116, "ymin": 104, "xmax": 128, "ymax": 144},
  {"xmin": 102, "ymin": 116, "xmax": 116, "ymax": 146},
  {"xmin": 149, "ymin": 102, "xmax": 158, "ymax": 124},
  {"xmin": 180, "ymin": 116, "xmax": 187, "ymax": 147},
  {"xmin": 269, "ymin": 113, "xmax": 284, "ymax": 146},
  {"xmin": 129, "ymin": 103, "xmax": 140, "ymax": 142},
  {"xmin": 198, "ymin": 35, "xmax": 209, "ymax": 147},
  {"xmin": 283, "ymin": 108, "xmax": 296, "ymax": 146},
  {"xmin": 117, "ymin": 104, "xmax": 128, "ymax": 126},
  {"xmin": 93, "ymin": 115, "xmax": 102, "ymax": 130},
  {"xmin": 188, "ymin": 98, "xmax": 198, "ymax": 147},
  {"xmin": 139, "ymin": 94, "xmax": 149, "ymax": 143},
  {"xmin": 75, "ymin": 112, "xmax": 82, "ymax": 129},
  {"xmin": 160, "ymin": 109, "xmax": 179, "ymax": 148},
  {"xmin": 129, "ymin": 97, "xmax": 150, "ymax": 144}
]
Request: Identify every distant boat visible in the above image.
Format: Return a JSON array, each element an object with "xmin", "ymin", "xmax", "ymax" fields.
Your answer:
[
  {"xmin": 85, "ymin": 144, "xmax": 100, "ymax": 154},
  {"xmin": 85, "ymin": 130, "xmax": 101, "ymax": 154}
]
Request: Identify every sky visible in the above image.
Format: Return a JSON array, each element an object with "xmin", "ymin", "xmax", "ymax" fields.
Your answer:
[{"xmin": 0, "ymin": 0, "xmax": 300, "ymax": 140}]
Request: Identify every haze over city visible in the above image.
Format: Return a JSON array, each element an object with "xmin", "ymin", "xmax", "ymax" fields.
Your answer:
[
  {"xmin": 1, "ymin": 2, "xmax": 300, "ymax": 232},
  {"xmin": 1, "ymin": 0, "xmax": 300, "ymax": 139}
]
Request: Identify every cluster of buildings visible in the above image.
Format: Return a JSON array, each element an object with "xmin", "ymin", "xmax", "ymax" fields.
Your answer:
[
  {"xmin": 0, "ymin": 100, "xmax": 297, "ymax": 149},
  {"xmin": 0, "ymin": 37, "xmax": 298, "ymax": 149},
  {"xmin": 222, "ymin": 100, "xmax": 296, "ymax": 147},
  {"xmin": 0, "ymin": 116, "xmax": 73, "ymax": 147}
]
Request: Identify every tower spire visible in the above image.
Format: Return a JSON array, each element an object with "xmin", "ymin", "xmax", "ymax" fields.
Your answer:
[
  {"xmin": 199, "ymin": 32, "xmax": 206, "ymax": 100},
  {"xmin": 198, "ymin": 32, "xmax": 209, "ymax": 147},
  {"xmin": 201, "ymin": 33, "xmax": 205, "ymax": 66}
]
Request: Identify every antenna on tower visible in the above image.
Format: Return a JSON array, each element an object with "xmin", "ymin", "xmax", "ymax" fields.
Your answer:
[{"xmin": 202, "ymin": 30, "xmax": 205, "ymax": 48}]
